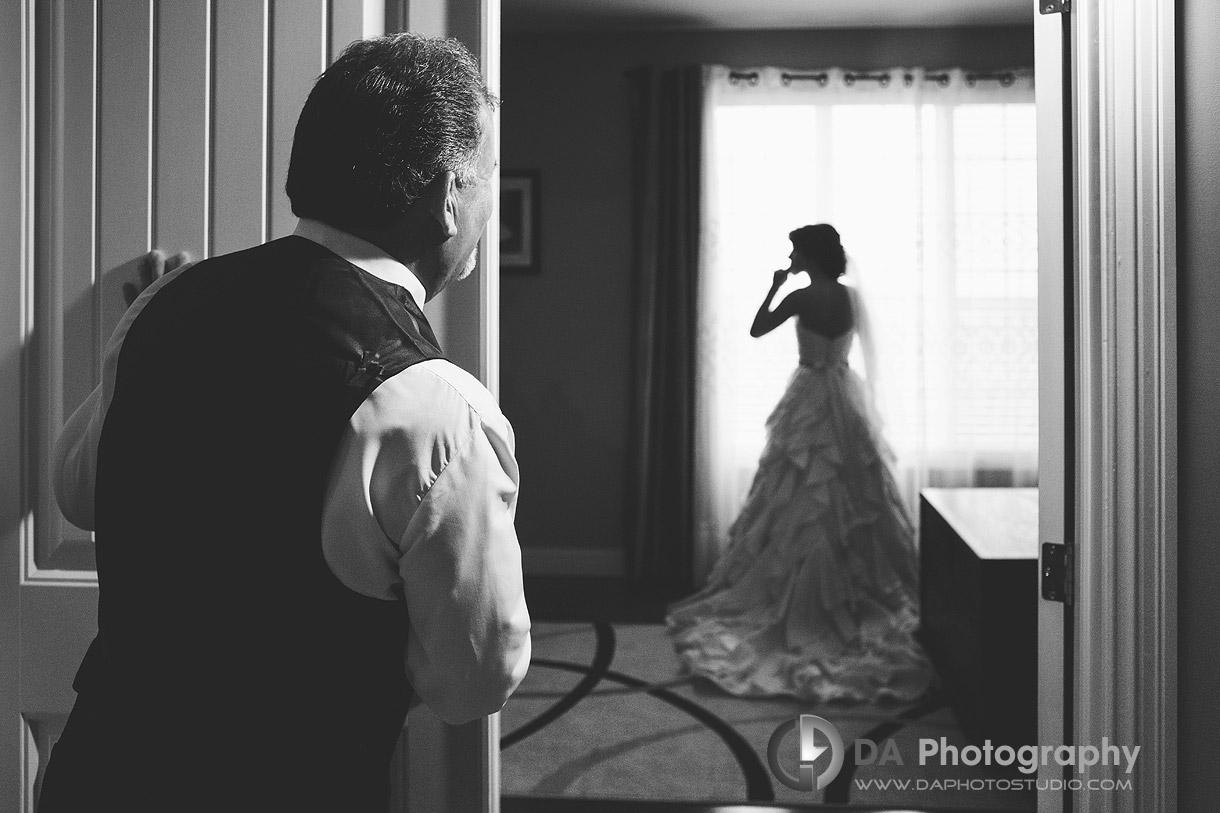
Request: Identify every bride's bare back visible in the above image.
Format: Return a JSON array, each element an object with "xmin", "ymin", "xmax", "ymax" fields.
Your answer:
[
  {"xmin": 752, "ymin": 274, "xmax": 855, "ymax": 339},
  {"xmin": 794, "ymin": 278, "xmax": 854, "ymax": 339}
]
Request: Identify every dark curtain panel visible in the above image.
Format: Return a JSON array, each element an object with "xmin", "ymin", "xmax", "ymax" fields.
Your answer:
[{"xmin": 626, "ymin": 65, "xmax": 704, "ymax": 592}]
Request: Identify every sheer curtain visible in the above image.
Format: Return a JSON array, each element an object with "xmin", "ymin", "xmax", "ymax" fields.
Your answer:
[{"xmin": 694, "ymin": 65, "xmax": 1038, "ymax": 584}]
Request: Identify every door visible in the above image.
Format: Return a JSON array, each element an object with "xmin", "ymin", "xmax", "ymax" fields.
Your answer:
[
  {"xmin": 0, "ymin": 1, "xmax": 500, "ymax": 810},
  {"xmin": 1036, "ymin": 2, "xmax": 1178, "ymax": 811},
  {"xmin": 1034, "ymin": 3, "xmax": 1071, "ymax": 812}
]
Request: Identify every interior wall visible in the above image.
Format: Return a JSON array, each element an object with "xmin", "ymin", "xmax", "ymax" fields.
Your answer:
[
  {"xmin": 1176, "ymin": 0, "xmax": 1220, "ymax": 805},
  {"xmin": 499, "ymin": 25, "xmax": 1034, "ymax": 570}
]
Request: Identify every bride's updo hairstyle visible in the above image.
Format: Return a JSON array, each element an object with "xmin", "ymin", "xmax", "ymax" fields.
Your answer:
[{"xmin": 789, "ymin": 224, "xmax": 847, "ymax": 279}]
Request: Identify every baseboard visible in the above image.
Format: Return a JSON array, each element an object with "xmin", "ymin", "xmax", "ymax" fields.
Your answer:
[{"xmin": 521, "ymin": 546, "xmax": 625, "ymax": 576}]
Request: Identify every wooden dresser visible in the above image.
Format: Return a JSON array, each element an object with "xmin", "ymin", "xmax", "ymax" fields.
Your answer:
[{"xmin": 919, "ymin": 487, "xmax": 1039, "ymax": 753}]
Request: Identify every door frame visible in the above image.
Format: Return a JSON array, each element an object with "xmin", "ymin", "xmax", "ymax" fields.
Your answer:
[
  {"xmin": 1058, "ymin": 0, "xmax": 1177, "ymax": 811},
  {"xmin": 1, "ymin": 0, "xmax": 29, "ymax": 806},
  {"xmin": 1034, "ymin": 4, "xmax": 1070, "ymax": 809},
  {"xmin": 388, "ymin": 0, "xmax": 504, "ymax": 811}
]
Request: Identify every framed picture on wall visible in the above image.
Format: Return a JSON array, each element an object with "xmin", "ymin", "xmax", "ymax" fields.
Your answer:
[{"xmin": 500, "ymin": 171, "xmax": 540, "ymax": 273}]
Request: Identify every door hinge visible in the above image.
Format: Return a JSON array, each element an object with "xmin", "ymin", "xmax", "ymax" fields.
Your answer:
[
  {"xmin": 1039, "ymin": 0, "xmax": 1070, "ymax": 13},
  {"xmin": 1041, "ymin": 542, "xmax": 1072, "ymax": 604}
]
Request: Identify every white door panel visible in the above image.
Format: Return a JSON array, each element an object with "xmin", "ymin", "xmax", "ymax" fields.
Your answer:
[
  {"xmin": 212, "ymin": 0, "xmax": 272, "ymax": 254},
  {"xmin": 153, "ymin": 0, "xmax": 212, "ymax": 261}
]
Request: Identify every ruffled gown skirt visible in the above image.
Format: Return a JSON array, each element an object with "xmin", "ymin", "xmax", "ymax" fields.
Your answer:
[{"xmin": 666, "ymin": 359, "xmax": 936, "ymax": 703}]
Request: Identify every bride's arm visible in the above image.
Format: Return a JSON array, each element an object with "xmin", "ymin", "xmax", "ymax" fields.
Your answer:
[{"xmin": 750, "ymin": 270, "xmax": 802, "ymax": 337}]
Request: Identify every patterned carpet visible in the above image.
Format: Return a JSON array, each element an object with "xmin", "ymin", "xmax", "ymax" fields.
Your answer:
[{"xmin": 500, "ymin": 622, "xmax": 1035, "ymax": 811}]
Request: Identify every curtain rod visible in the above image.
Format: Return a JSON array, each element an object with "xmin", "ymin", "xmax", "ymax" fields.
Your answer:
[{"xmin": 727, "ymin": 70, "xmax": 1020, "ymax": 88}]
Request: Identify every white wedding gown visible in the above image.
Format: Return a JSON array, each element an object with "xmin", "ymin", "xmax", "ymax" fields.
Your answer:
[{"xmin": 666, "ymin": 313, "xmax": 935, "ymax": 703}]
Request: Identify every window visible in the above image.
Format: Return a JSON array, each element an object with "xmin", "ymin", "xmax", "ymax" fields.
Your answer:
[{"xmin": 697, "ymin": 66, "xmax": 1037, "ymax": 548}]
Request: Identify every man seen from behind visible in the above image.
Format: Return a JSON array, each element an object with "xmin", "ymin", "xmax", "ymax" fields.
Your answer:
[{"xmin": 38, "ymin": 32, "xmax": 530, "ymax": 812}]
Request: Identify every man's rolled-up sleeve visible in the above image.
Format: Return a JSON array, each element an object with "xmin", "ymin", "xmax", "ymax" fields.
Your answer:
[{"xmin": 398, "ymin": 411, "xmax": 531, "ymax": 725}]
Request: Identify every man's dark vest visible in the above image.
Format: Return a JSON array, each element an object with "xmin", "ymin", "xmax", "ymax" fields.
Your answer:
[{"xmin": 63, "ymin": 236, "xmax": 443, "ymax": 810}]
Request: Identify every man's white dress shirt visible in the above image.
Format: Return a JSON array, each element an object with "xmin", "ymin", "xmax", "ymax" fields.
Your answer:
[{"xmin": 53, "ymin": 219, "xmax": 531, "ymax": 725}]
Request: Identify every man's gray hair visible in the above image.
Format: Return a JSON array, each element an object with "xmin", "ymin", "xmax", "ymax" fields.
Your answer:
[{"xmin": 287, "ymin": 32, "xmax": 498, "ymax": 229}]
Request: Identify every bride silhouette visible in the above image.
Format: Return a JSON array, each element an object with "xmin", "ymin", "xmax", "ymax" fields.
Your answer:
[{"xmin": 666, "ymin": 224, "xmax": 935, "ymax": 703}]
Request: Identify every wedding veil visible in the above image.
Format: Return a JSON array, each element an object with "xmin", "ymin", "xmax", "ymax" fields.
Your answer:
[{"xmin": 844, "ymin": 257, "xmax": 885, "ymax": 434}]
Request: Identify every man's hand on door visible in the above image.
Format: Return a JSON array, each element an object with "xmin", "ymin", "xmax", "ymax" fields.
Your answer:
[{"xmin": 123, "ymin": 249, "xmax": 193, "ymax": 308}]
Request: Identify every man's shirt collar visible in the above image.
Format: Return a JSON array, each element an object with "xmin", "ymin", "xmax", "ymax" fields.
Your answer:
[{"xmin": 293, "ymin": 218, "xmax": 427, "ymax": 308}]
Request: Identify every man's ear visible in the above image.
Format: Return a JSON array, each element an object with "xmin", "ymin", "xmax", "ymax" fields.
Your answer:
[{"xmin": 422, "ymin": 170, "xmax": 459, "ymax": 241}]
